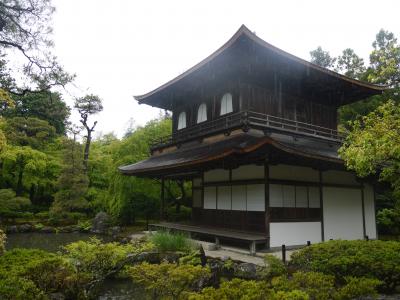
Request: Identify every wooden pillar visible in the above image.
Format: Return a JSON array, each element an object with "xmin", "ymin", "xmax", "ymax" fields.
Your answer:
[
  {"xmin": 264, "ymin": 163, "xmax": 270, "ymax": 248},
  {"xmin": 160, "ymin": 177, "xmax": 165, "ymax": 220},
  {"xmin": 361, "ymin": 183, "xmax": 366, "ymax": 238},
  {"xmin": 319, "ymin": 170, "xmax": 325, "ymax": 242}
]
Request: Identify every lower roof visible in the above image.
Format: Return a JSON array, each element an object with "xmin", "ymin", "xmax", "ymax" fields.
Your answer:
[{"xmin": 119, "ymin": 131, "xmax": 343, "ymax": 178}]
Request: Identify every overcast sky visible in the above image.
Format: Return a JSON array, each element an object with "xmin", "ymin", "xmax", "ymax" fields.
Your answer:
[{"xmin": 51, "ymin": 0, "xmax": 400, "ymax": 138}]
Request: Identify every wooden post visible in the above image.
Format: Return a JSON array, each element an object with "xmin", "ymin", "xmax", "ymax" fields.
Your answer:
[
  {"xmin": 282, "ymin": 244, "xmax": 286, "ymax": 264},
  {"xmin": 307, "ymin": 241, "xmax": 311, "ymax": 246},
  {"xmin": 264, "ymin": 163, "xmax": 270, "ymax": 249},
  {"xmin": 160, "ymin": 177, "xmax": 165, "ymax": 220},
  {"xmin": 319, "ymin": 170, "xmax": 325, "ymax": 242},
  {"xmin": 361, "ymin": 183, "xmax": 367, "ymax": 239}
]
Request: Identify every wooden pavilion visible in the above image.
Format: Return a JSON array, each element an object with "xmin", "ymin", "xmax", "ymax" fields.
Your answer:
[{"xmin": 119, "ymin": 25, "xmax": 385, "ymax": 253}]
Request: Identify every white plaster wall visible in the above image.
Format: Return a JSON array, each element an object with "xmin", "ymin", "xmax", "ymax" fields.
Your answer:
[
  {"xmin": 270, "ymin": 222, "xmax": 322, "ymax": 247},
  {"xmin": 269, "ymin": 164, "xmax": 319, "ymax": 182},
  {"xmin": 204, "ymin": 169, "xmax": 229, "ymax": 182},
  {"xmin": 217, "ymin": 186, "xmax": 232, "ymax": 210},
  {"xmin": 204, "ymin": 187, "xmax": 216, "ymax": 209},
  {"xmin": 322, "ymin": 170, "xmax": 359, "ymax": 185},
  {"xmin": 364, "ymin": 184, "xmax": 377, "ymax": 239},
  {"xmin": 232, "ymin": 164, "xmax": 264, "ymax": 180},
  {"xmin": 323, "ymin": 187, "xmax": 363, "ymax": 240},
  {"xmin": 246, "ymin": 184, "xmax": 265, "ymax": 211},
  {"xmin": 232, "ymin": 185, "xmax": 246, "ymax": 210},
  {"xmin": 192, "ymin": 189, "xmax": 202, "ymax": 207}
]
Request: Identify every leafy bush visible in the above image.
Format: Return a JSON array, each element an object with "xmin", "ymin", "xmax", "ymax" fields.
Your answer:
[
  {"xmin": 0, "ymin": 230, "xmax": 5, "ymax": 255},
  {"xmin": 289, "ymin": 240, "xmax": 400, "ymax": 292},
  {"xmin": 188, "ymin": 278, "xmax": 309, "ymax": 300},
  {"xmin": 35, "ymin": 211, "xmax": 50, "ymax": 220},
  {"xmin": 272, "ymin": 271, "xmax": 380, "ymax": 300},
  {"xmin": 150, "ymin": 231, "xmax": 195, "ymax": 253},
  {"xmin": 377, "ymin": 208, "xmax": 400, "ymax": 235},
  {"xmin": 62, "ymin": 237, "xmax": 151, "ymax": 283},
  {"xmin": 0, "ymin": 189, "xmax": 31, "ymax": 217},
  {"xmin": 0, "ymin": 248, "xmax": 78, "ymax": 299},
  {"xmin": 77, "ymin": 219, "xmax": 92, "ymax": 231},
  {"xmin": 262, "ymin": 254, "xmax": 287, "ymax": 279},
  {"xmin": 166, "ymin": 205, "xmax": 192, "ymax": 222},
  {"xmin": 128, "ymin": 262, "xmax": 210, "ymax": 299},
  {"xmin": 0, "ymin": 276, "xmax": 46, "ymax": 300},
  {"xmin": 34, "ymin": 223, "xmax": 44, "ymax": 230}
]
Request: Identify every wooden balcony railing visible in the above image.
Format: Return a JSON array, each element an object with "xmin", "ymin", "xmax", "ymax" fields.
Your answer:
[{"xmin": 150, "ymin": 111, "xmax": 344, "ymax": 151}]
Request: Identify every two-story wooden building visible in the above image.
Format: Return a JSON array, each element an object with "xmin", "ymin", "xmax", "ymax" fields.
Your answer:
[{"xmin": 119, "ymin": 25, "xmax": 385, "ymax": 251}]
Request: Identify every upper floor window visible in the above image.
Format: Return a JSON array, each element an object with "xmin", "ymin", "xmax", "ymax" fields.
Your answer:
[
  {"xmin": 197, "ymin": 103, "xmax": 207, "ymax": 123},
  {"xmin": 177, "ymin": 111, "xmax": 187, "ymax": 130},
  {"xmin": 220, "ymin": 93, "xmax": 233, "ymax": 115}
]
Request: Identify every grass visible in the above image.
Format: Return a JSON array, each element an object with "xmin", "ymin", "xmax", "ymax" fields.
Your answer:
[{"xmin": 150, "ymin": 231, "xmax": 195, "ymax": 253}]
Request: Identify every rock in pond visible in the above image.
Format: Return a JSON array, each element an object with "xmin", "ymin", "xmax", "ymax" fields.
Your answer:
[
  {"xmin": 41, "ymin": 226, "xmax": 56, "ymax": 233},
  {"xmin": 90, "ymin": 212, "xmax": 110, "ymax": 234},
  {"xmin": 6, "ymin": 225, "xmax": 18, "ymax": 233},
  {"xmin": 18, "ymin": 223, "xmax": 33, "ymax": 233}
]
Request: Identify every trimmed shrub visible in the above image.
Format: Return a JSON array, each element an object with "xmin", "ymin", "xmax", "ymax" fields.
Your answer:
[
  {"xmin": 128, "ymin": 262, "xmax": 210, "ymax": 299},
  {"xmin": 187, "ymin": 278, "xmax": 309, "ymax": 300},
  {"xmin": 150, "ymin": 231, "xmax": 195, "ymax": 253},
  {"xmin": 263, "ymin": 254, "xmax": 287, "ymax": 279},
  {"xmin": 0, "ymin": 276, "xmax": 46, "ymax": 300},
  {"xmin": 289, "ymin": 240, "xmax": 400, "ymax": 292},
  {"xmin": 0, "ymin": 230, "xmax": 5, "ymax": 255}
]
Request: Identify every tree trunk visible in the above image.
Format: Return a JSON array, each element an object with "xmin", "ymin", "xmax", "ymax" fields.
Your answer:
[
  {"xmin": 83, "ymin": 130, "xmax": 91, "ymax": 171},
  {"xmin": 16, "ymin": 167, "xmax": 24, "ymax": 196}
]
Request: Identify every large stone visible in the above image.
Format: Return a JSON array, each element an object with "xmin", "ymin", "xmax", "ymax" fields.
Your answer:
[
  {"xmin": 6, "ymin": 225, "xmax": 18, "ymax": 233},
  {"xmin": 108, "ymin": 226, "xmax": 121, "ymax": 236},
  {"xmin": 233, "ymin": 262, "xmax": 258, "ymax": 279},
  {"xmin": 41, "ymin": 226, "xmax": 56, "ymax": 233},
  {"xmin": 18, "ymin": 223, "xmax": 32, "ymax": 233},
  {"xmin": 90, "ymin": 212, "xmax": 110, "ymax": 234}
]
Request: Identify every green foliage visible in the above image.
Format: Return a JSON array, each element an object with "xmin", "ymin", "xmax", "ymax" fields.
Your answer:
[
  {"xmin": 310, "ymin": 46, "xmax": 336, "ymax": 69},
  {"xmin": 179, "ymin": 250, "xmax": 202, "ymax": 266},
  {"xmin": 0, "ymin": 248, "xmax": 82, "ymax": 299},
  {"xmin": 77, "ymin": 219, "xmax": 92, "ymax": 231},
  {"xmin": 0, "ymin": 276, "xmax": 47, "ymax": 300},
  {"xmin": 3, "ymin": 117, "xmax": 56, "ymax": 150},
  {"xmin": 128, "ymin": 262, "xmax": 210, "ymax": 299},
  {"xmin": 188, "ymin": 278, "xmax": 311, "ymax": 300},
  {"xmin": 62, "ymin": 237, "xmax": 148, "ymax": 283},
  {"xmin": 108, "ymin": 118, "xmax": 171, "ymax": 220},
  {"xmin": 0, "ymin": 229, "xmax": 5, "ymax": 255},
  {"xmin": 336, "ymin": 48, "xmax": 366, "ymax": 80},
  {"xmin": 334, "ymin": 276, "xmax": 381, "ymax": 300},
  {"xmin": 166, "ymin": 205, "xmax": 192, "ymax": 222},
  {"xmin": 150, "ymin": 231, "xmax": 195, "ymax": 253},
  {"xmin": 51, "ymin": 138, "xmax": 89, "ymax": 214},
  {"xmin": 339, "ymin": 101, "xmax": 400, "ymax": 199},
  {"xmin": 368, "ymin": 29, "xmax": 400, "ymax": 87},
  {"xmin": 0, "ymin": 188, "xmax": 31, "ymax": 216},
  {"xmin": 5, "ymin": 91, "xmax": 70, "ymax": 135},
  {"xmin": 289, "ymin": 240, "xmax": 400, "ymax": 292},
  {"xmin": 377, "ymin": 208, "xmax": 400, "ymax": 235},
  {"xmin": 262, "ymin": 254, "xmax": 287, "ymax": 279}
]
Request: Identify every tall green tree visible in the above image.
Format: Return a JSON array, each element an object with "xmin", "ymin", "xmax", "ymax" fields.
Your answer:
[
  {"xmin": 51, "ymin": 138, "xmax": 89, "ymax": 214},
  {"xmin": 336, "ymin": 48, "xmax": 366, "ymax": 80},
  {"xmin": 339, "ymin": 101, "xmax": 400, "ymax": 199},
  {"xmin": 3, "ymin": 117, "xmax": 56, "ymax": 150},
  {"xmin": 74, "ymin": 94, "xmax": 103, "ymax": 171},
  {"xmin": 310, "ymin": 46, "xmax": 336, "ymax": 69},
  {"xmin": 1, "ymin": 145, "xmax": 56, "ymax": 196},
  {"xmin": 0, "ymin": 0, "xmax": 74, "ymax": 94},
  {"xmin": 107, "ymin": 118, "xmax": 171, "ymax": 223},
  {"xmin": 368, "ymin": 29, "xmax": 400, "ymax": 87},
  {"xmin": 4, "ymin": 91, "xmax": 70, "ymax": 134}
]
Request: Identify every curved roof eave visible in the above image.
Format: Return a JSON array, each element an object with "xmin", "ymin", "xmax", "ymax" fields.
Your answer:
[{"xmin": 134, "ymin": 24, "xmax": 387, "ymax": 104}]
